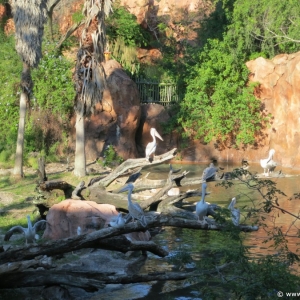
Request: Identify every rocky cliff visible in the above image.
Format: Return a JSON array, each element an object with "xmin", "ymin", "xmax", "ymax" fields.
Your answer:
[{"xmin": 2, "ymin": 1, "xmax": 300, "ymax": 168}]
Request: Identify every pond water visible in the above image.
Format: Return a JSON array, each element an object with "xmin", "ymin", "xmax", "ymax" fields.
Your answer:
[{"xmin": 107, "ymin": 162, "xmax": 300, "ymax": 300}]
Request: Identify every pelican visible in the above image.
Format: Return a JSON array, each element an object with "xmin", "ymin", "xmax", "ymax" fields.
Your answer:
[
  {"xmin": 4, "ymin": 215, "xmax": 47, "ymax": 245},
  {"xmin": 118, "ymin": 183, "xmax": 147, "ymax": 227},
  {"xmin": 260, "ymin": 149, "xmax": 277, "ymax": 176},
  {"xmin": 109, "ymin": 213, "xmax": 126, "ymax": 228},
  {"xmin": 228, "ymin": 197, "xmax": 240, "ymax": 226},
  {"xmin": 145, "ymin": 128, "xmax": 163, "ymax": 161},
  {"xmin": 202, "ymin": 163, "xmax": 218, "ymax": 181},
  {"xmin": 196, "ymin": 182, "xmax": 209, "ymax": 225}
]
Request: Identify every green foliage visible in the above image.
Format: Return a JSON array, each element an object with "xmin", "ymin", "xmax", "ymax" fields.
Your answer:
[
  {"xmin": 31, "ymin": 52, "xmax": 75, "ymax": 117},
  {"xmin": 106, "ymin": 5, "xmax": 150, "ymax": 47},
  {"xmin": 110, "ymin": 37, "xmax": 140, "ymax": 76},
  {"xmin": 98, "ymin": 145, "xmax": 124, "ymax": 168},
  {"xmin": 27, "ymin": 156, "xmax": 39, "ymax": 170},
  {"xmin": 0, "ymin": 32, "xmax": 22, "ymax": 156},
  {"xmin": 178, "ymin": 37, "xmax": 265, "ymax": 147},
  {"xmin": 72, "ymin": 9, "xmax": 84, "ymax": 23},
  {"xmin": 173, "ymin": 0, "xmax": 300, "ymax": 148},
  {"xmin": 229, "ymin": 0, "xmax": 300, "ymax": 57}
]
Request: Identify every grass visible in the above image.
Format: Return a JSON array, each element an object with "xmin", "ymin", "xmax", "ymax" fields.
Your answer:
[{"xmin": 0, "ymin": 162, "xmax": 102, "ymax": 234}]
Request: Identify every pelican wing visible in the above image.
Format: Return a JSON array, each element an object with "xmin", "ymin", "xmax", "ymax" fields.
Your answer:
[
  {"xmin": 145, "ymin": 141, "xmax": 156, "ymax": 158},
  {"xmin": 196, "ymin": 183, "xmax": 208, "ymax": 220},
  {"xmin": 33, "ymin": 220, "xmax": 47, "ymax": 232},
  {"xmin": 4, "ymin": 226, "xmax": 26, "ymax": 241},
  {"xmin": 231, "ymin": 209, "xmax": 240, "ymax": 226},
  {"xmin": 202, "ymin": 165, "xmax": 217, "ymax": 181}
]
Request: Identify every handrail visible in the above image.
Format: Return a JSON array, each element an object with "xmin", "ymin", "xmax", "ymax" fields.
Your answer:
[{"xmin": 132, "ymin": 77, "xmax": 183, "ymax": 106}]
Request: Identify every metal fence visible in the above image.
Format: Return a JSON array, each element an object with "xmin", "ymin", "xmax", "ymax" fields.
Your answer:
[{"xmin": 133, "ymin": 77, "xmax": 182, "ymax": 106}]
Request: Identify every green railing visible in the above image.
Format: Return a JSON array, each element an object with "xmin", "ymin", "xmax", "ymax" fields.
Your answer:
[{"xmin": 133, "ymin": 77, "xmax": 182, "ymax": 106}]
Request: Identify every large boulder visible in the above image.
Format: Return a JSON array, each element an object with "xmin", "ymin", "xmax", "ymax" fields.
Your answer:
[
  {"xmin": 136, "ymin": 103, "xmax": 179, "ymax": 158},
  {"xmin": 136, "ymin": 52, "xmax": 300, "ymax": 168},
  {"xmin": 246, "ymin": 52, "xmax": 300, "ymax": 167},
  {"xmin": 43, "ymin": 200, "xmax": 118, "ymax": 240},
  {"xmin": 43, "ymin": 199, "xmax": 151, "ymax": 243},
  {"xmin": 82, "ymin": 59, "xmax": 141, "ymax": 160}
]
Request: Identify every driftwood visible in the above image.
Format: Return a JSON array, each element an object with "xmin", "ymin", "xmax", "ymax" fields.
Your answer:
[
  {"xmin": 0, "ymin": 262, "xmax": 233, "ymax": 290},
  {"xmin": 71, "ymin": 180, "xmax": 85, "ymax": 200},
  {"xmin": 0, "ymin": 213, "xmax": 258, "ymax": 265},
  {"xmin": 94, "ymin": 148, "xmax": 178, "ymax": 187},
  {"xmin": 39, "ymin": 180, "xmax": 73, "ymax": 192},
  {"xmin": 87, "ymin": 169, "xmax": 191, "ymax": 211},
  {"xmin": 0, "ymin": 255, "xmax": 53, "ymax": 274}
]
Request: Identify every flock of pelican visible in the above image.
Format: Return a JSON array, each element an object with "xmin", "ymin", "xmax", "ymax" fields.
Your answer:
[{"xmin": 2, "ymin": 128, "xmax": 277, "ymax": 245}]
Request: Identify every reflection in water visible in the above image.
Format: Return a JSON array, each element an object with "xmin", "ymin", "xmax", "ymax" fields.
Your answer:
[
  {"xmin": 145, "ymin": 163, "xmax": 300, "ymax": 258},
  {"xmin": 136, "ymin": 162, "xmax": 300, "ymax": 298}
]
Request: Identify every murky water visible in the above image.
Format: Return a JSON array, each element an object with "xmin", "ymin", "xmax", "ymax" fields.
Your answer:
[{"xmin": 116, "ymin": 162, "xmax": 300, "ymax": 300}]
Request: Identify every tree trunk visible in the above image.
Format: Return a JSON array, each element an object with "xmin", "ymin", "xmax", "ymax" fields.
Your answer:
[
  {"xmin": 74, "ymin": 112, "xmax": 86, "ymax": 177},
  {"xmin": 13, "ymin": 91, "xmax": 28, "ymax": 178}
]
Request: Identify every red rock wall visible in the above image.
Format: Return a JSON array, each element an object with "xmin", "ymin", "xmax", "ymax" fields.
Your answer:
[{"xmin": 138, "ymin": 52, "xmax": 300, "ymax": 168}]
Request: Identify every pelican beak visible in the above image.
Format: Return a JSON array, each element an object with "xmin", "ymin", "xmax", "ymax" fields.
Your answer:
[{"xmin": 154, "ymin": 130, "xmax": 163, "ymax": 141}]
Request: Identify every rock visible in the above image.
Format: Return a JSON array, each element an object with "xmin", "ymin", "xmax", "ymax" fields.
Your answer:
[
  {"xmin": 119, "ymin": 0, "xmax": 201, "ymax": 44},
  {"xmin": 41, "ymin": 285, "xmax": 72, "ymax": 300},
  {"xmin": 246, "ymin": 51, "xmax": 300, "ymax": 167},
  {"xmin": 42, "ymin": 200, "xmax": 118, "ymax": 240},
  {"xmin": 83, "ymin": 59, "xmax": 141, "ymax": 160},
  {"xmin": 167, "ymin": 188, "xmax": 180, "ymax": 196},
  {"xmin": 136, "ymin": 103, "xmax": 177, "ymax": 157},
  {"xmin": 42, "ymin": 198, "xmax": 151, "ymax": 243}
]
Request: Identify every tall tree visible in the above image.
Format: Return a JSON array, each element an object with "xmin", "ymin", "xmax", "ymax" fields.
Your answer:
[
  {"xmin": 73, "ymin": 0, "xmax": 112, "ymax": 177},
  {"xmin": 12, "ymin": 0, "xmax": 48, "ymax": 178}
]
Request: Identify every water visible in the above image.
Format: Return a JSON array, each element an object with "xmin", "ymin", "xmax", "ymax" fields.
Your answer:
[{"xmin": 125, "ymin": 162, "xmax": 300, "ymax": 299}]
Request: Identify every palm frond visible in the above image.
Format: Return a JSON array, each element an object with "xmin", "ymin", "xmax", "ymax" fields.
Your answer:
[
  {"xmin": 12, "ymin": 0, "xmax": 48, "ymax": 68},
  {"xmin": 74, "ymin": 0, "xmax": 113, "ymax": 116}
]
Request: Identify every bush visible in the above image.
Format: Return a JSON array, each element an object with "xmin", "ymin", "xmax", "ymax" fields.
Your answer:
[
  {"xmin": 98, "ymin": 145, "xmax": 124, "ymax": 167},
  {"xmin": 0, "ymin": 32, "xmax": 22, "ymax": 155},
  {"xmin": 106, "ymin": 5, "xmax": 150, "ymax": 47}
]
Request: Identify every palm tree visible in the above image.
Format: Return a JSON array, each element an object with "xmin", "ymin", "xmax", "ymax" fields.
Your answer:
[
  {"xmin": 73, "ymin": 0, "xmax": 112, "ymax": 177},
  {"xmin": 12, "ymin": 0, "xmax": 48, "ymax": 178}
]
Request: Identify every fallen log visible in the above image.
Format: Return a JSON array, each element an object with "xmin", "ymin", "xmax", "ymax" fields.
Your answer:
[
  {"xmin": 71, "ymin": 180, "xmax": 85, "ymax": 200},
  {"xmin": 38, "ymin": 180, "xmax": 73, "ymax": 192},
  {"xmin": 0, "ymin": 269, "xmax": 105, "ymax": 291},
  {"xmin": 0, "ymin": 213, "xmax": 258, "ymax": 264},
  {"xmin": 0, "ymin": 261, "xmax": 232, "ymax": 290},
  {"xmin": 94, "ymin": 148, "xmax": 178, "ymax": 187},
  {"xmin": 94, "ymin": 235, "xmax": 168, "ymax": 257},
  {"xmin": 0, "ymin": 255, "xmax": 53, "ymax": 274}
]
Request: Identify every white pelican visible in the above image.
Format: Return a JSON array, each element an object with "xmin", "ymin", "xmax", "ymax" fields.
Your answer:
[
  {"xmin": 202, "ymin": 163, "xmax": 218, "ymax": 181},
  {"xmin": 145, "ymin": 128, "xmax": 163, "ymax": 161},
  {"xmin": 109, "ymin": 213, "xmax": 126, "ymax": 228},
  {"xmin": 4, "ymin": 215, "xmax": 47, "ymax": 245},
  {"xmin": 228, "ymin": 197, "xmax": 240, "ymax": 226},
  {"xmin": 260, "ymin": 149, "xmax": 277, "ymax": 176},
  {"xmin": 196, "ymin": 182, "xmax": 209, "ymax": 225},
  {"xmin": 118, "ymin": 183, "xmax": 147, "ymax": 227}
]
